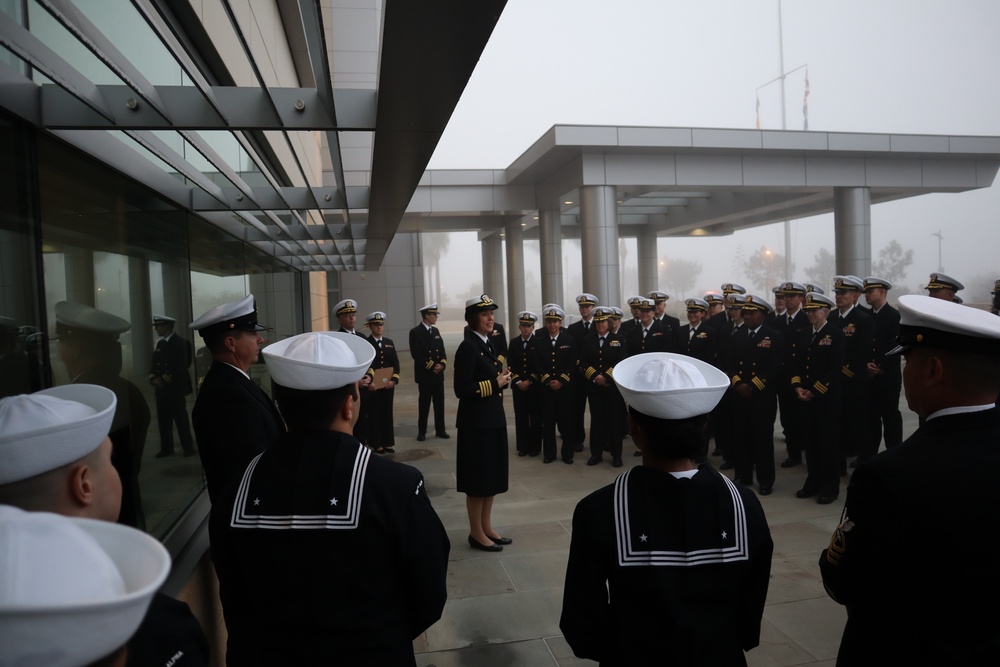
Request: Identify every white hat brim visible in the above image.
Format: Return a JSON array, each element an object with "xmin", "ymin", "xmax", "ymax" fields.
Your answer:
[
  {"xmin": 0, "ymin": 513, "xmax": 170, "ymax": 667},
  {"xmin": 0, "ymin": 385, "xmax": 117, "ymax": 485},
  {"xmin": 614, "ymin": 353, "xmax": 729, "ymax": 420},
  {"xmin": 263, "ymin": 331, "xmax": 376, "ymax": 390}
]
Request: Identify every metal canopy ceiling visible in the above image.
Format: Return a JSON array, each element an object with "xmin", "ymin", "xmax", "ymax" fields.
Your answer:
[
  {"xmin": 399, "ymin": 125, "xmax": 1000, "ymax": 241},
  {"xmin": 0, "ymin": 0, "xmax": 507, "ymax": 271}
]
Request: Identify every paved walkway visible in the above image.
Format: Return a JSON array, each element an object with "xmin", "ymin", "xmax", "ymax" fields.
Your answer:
[{"xmin": 386, "ymin": 348, "xmax": 918, "ymax": 666}]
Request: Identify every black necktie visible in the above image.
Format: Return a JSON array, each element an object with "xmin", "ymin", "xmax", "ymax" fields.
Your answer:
[
  {"xmin": 584, "ymin": 321, "xmax": 590, "ymax": 331},
  {"xmin": 599, "ymin": 336, "xmax": 605, "ymax": 348}
]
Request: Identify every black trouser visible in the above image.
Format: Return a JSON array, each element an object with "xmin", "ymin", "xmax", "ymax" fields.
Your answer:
[
  {"xmin": 155, "ymin": 390, "xmax": 194, "ymax": 454},
  {"xmin": 367, "ymin": 386, "xmax": 395, "ymax": 447},
  {"xmin": 541, "ymin": 382, "xmax": 575, "ymax": 461},
  {"xmin": 800, "ymin": 392, "xmax": 841, "ymax": 497},
  {"xmin": 733, "ymin": 389, "xmax": 777, "ymax": 488},
  {"xmin": 513, "ymin": 381, "xmax": 542, "ymax": 455},
  {"xmin": 586, "ymin": 384, "xmax": 624, "ymax": 460},
  {"xmin": 863, "ymin": 375, "xmax": 902, "ymax": 460},
  {"xmin": 712, "ymin": 389, "xmax": 736, "ymax": 460},
  {"xmin": 417, "ymin": 375, "xmax": 446, "ymax": 436},
  {"xmin": 839, "ymin": 376, "xmax": 869, "ymax": 463},
  {"xmin": 778, "ymin": 385, "xmax": 803, "ymax": 461},
  {"xmin": 569, "ymin": 378, "xmax": 588, "ymax": 446}
]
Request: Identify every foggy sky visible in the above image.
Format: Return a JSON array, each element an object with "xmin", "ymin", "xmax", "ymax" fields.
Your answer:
[{"xmin": 423, "ymin": 0, "xmax": 1000, "ymax": 311}]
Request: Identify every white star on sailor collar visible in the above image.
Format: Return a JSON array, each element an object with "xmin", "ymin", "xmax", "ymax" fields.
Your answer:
[
  {"xmin": 253, "ymin": 497, "xmax": 260, "ymax": 506},
  {"xmin": 330, "ymin": 498, "xmax": 338, "ymax": 506}
]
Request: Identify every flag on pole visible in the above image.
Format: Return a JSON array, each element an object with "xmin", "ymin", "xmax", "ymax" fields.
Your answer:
[
  {"xmin": 802, "ymin": 70, "xmax": 810, "ymax": 131},
  {"xmin": 756, "ymin": 94, "xmax": 761, "ymax": 129}
]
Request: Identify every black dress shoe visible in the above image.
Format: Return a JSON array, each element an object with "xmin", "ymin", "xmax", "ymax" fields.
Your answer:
[
  {"xmin": 155, "ymin": 450, "xmax": 174, "ymax": 459},
  {"xmin": 468, "ymin": 535, "xmax": 502, "ymax": 552},
  {"xmin": 780, "ymin": 458, "xmax": 802, "ymax": 468},
  {"xmin": 436, "ymin": 432, "xmax": 451, "ymax": 439},
  {"xmin": 563, "ymin": 458, "xmax": 574, "ymax": 464},
  {"xmin": 416, "ymin": 434, "xmax": 426, "ymax": 442},
  {"xmin": 759, "ymin": 486, "xmax": 773, "ymax": 496},
  {"xmin": 488, "ymin": 535, "xmax": 513, "ymax": 545},
  {"xmin": 529, "ymin": 451, "xmax": 540, "ymax": 457},
  {"xmin": 633, "ymin": 450, "xmax": 643, "ymax": 457},
  {"xmin": 543, "ymin": 457, "xmax": 555, "ymax": 464},
  {"xmin": 795, "ymin": 488, "xmax": 818, "ymax": 499},
  {"xmin": 517, "ymin": 451, "xmax": 528, "ymax": 457},
  {"xmin": 817, "ymin": 495, "xmax": 838, "ymax": 505},
  {"xmin": 719, "ymin": 460, "xmax": 734, "ymax": 470},
  {"xmin": 586, "ymin": 455, "xmax": 602, "ymax": 466},
  {"xmin": 612, "ymin": 457, "xmax": 623, "ymax": 468},
  {"xmin": 712, "ymin": 449, "xmax": 723, "ymax": 457}
]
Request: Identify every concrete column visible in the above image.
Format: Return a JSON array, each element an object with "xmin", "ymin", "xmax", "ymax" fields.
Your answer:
[
  {"xmin": 128, "ymin": 257, "xmax": 152, "ymax": 380},
  {"xmin": 481, "ymin": 235, "xmax": 505, "ymax": 322},
  {"xmin": 538, "ymin": 209, "xmax": 563, "ymax": 307},
  {"xmin": 579, "ymin": 186, "xmax": 622, "ymax": 309},
  {"xmin": 833, "ymin": 187, "xmax": 872, "ymax": 278},
  {"xmin": 637, "ymin": 225, "xmax": 659, "ymax": 297},
  {"xmin": 64, "ymin": 247, "xmax": 95, "ymax": 306},
  {"xmin": 504, "ymin": 221, "xmax": 526, "ymax": 336}
]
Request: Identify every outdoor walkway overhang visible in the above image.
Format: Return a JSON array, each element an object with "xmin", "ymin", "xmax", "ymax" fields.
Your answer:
[
  {"xmin": 0, "ymin": 0, "xmax": 507, "ymax": 271},
  {"xmin": 401, "ymin": 125, "xmax": 1000, "ymax": 241}
]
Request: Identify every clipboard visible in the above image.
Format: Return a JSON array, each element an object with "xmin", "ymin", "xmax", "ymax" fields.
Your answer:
[{"xmin": 370, "ymin": 367, "xmax": 396, "ymax": 389}]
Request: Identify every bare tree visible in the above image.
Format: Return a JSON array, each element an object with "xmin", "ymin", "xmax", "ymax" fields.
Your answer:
[
  {"xmin": 872, "ymin": 240, "xmax": 914, "ymax": 286},
  {"xmin": 804, "ymin": 248, "xmax": 836, "ymax": 291},
  {"xmin": 660, "ymin": 257, "xmax": 703, "ymax": 300},
  {"xmin": 743, "ymin": 247, "xmax": 788, "ymax": 294}
]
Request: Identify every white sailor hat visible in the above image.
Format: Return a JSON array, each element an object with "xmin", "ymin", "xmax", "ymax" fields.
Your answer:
[
  {"xmin": 626, "ymin": 296, "xmax": 644, "ymax": 307},
  {"xmin": 151, "ymin": 314, "xmax": 176, "ymax": 326},
  {"xmin": 742, "ymin": 294, "xmax": 773, "ymax": 313},
  {"xmin": 0, "ymin": 385, "xmax": 117, "ymax": 485},
  {"xmin": 864, "ymin": 276, "xmax": 893, "ymax": 291},
  {"xmin": 366, "ymin": 311, "xmax": 386, "ymax": 325},
  {"xmin": 419, "ymin": 303, "xmax": 439, "ymax": 315},
  {"xmin": 333, "ymin": 299, "xmax": 358, "ymax": 316},
  {"xmin": 636, "ymin": 297, "xmax": 656, "ymax": 311},
  {"xmin": 888, "ymin": 294, "xmax": 1000, "ymax": 356},
  {"xmin": 805, "ymin": 283, "xmax": 826, "ymax": 295},
  {"xmin": 54, "ymin": 302, "xmax": 130, "ymax": 340},
  {"xmin": 190, "ymin": 294, "xmax": 268, "ymax": 337},
  {"xmin": 804, "ymin": 292, "xmax": 836, "ymax": 309},
  {"xmin": 685, "ymin": 298, "xmax": 709, "ymax": 311},
  {"xmin": 780, "ymin": 281, "xmax": 807, "ymax": 295},
  {"xmin": 721, "ymin": 283, "xmax": 746, "ymax": 295},
  {"xmin": 647, "ymin": 290, "xmax": 669, "ymax": 302},
  {"xmin": 263, "ymin": 331, "xmax": 376, "ymax": 390},
  {"xmin": 771, "ymin": 285, "xmax": 785, "ymax": 296},
  {"xmin": 610, "ymin": 307, "xmax": 624, "ymax": 319},
  {"xmin": 516, "ymin": 310, "xmax": 538, "ymax": 325},
  {"xmin": 576, "ymin": 293, "xmax": 599, "ymax": 306},
  {"xmin": 592, "ymin": 307, "xmax": 613, "ymax": 321},
  {"xmin": 992, "ymin": 278, "xmax": 1000, "ymax": 295},
  {"xmin": 0, "ymin": 506, "xmax": 170, "ymax": 667},
  {"xmin": 614, "ymin": 353, "xmax": 729, "ymax": 420},
  {"xmin": 926, "ymin": 273, "xmax": 964, "ymax": 292},
  {"xmin": 833, "ymin": 275, "xmax": 864, "ymax": 292},
  {"xmin": 543, "ymin": 306, "xmax": 565, "ymax": 321},
  {"xmin": 704, "ymin": 292, "xmax": 724, "ymax": 305}
]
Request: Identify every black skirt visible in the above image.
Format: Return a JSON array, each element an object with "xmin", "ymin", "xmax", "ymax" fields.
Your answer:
[{"xmin": 456, "ymin": 426, "xmax": 509, "ymax": 496}]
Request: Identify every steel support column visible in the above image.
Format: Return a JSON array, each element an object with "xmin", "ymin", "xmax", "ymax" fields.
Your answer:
[
  {"xmin": 538, "ymin": 208, "xmax": 563, "ymax": 307},
  {"xmin": 637, "ymin": 225, "xmax": 659, "ymax": 297},
  {"xmin": 579, "ymin": 186, "xmax": 621, "ymax": 308},
  {"xmin": 481, "ymin": 235, "xmax": 505, "ymax": 322},
  {"xmin": 504, "ymin": 221, "xmax": 526, "ymax": 336},
  {"xmin": 833, "ymin": 187, "xmax": 872, "ymax": 278}
]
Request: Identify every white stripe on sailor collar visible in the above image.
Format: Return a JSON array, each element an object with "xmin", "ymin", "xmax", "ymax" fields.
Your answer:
[
  {"xmin": 229, "ymin": 447, "xmax": 371, "ymax": 530},
  {"xmin": 613, "ymin": 468, "xmax": 751, "ymax": 567}
]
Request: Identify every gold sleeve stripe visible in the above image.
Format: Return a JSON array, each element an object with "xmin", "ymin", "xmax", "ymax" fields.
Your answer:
[
  {"xmin": 497, "ymin": 355, "xmax": 506, "ymax": 365},
  {"xmin": 790, "ymin": 375, "xmax": 801, "ymax": 385},
  {"xmin": 425, "ymin": 360, "xmax": 434, "ymax": 369},
  {"xmin": 584, "ymin": 367, "xmax": 596, "ymax": 380},
  {"xmin": 731, "ymin": 374, "xmax": 742, "ymax": 386},
  {"xmin": 560, "ymin": 373, "xmax": 571, "ymax": 382},
  {"xmin": 814, "ymin": 381, "xmax": 828, "ymax": 395},
  {"xmin": 842, "ymin": 366, "xmax": 855, "ymax": 378},
  {"xmin": 607, "ymin": 368, "xmax": 614, "ymax": 378},
  {"xmin": 752, "ymin": 377, "xmax": 766, "ymax": 391}
]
